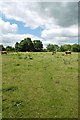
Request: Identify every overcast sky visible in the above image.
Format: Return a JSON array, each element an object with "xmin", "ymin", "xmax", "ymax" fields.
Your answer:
[{"xmin": 0, "ymin": 1, "xmax": 78, "ymax": 47}]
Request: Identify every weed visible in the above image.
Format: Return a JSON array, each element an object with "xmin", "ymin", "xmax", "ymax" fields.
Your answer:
[
  {"xmin": 17, "ymin": 54, "xmax": 22, "ymax": 59},
  {"xmin": 14, "ymin": 100, "xmax": 23, "ymax": 107},
  {"xmin": 24, "ymin": 55, "xmax": 27, "ymax": 59},
  {"xmin": 2, "ymin": 86, "xmax": 18, "ymax": 92},
  {"xmin": 63, "ymin": 59, "xmax": 70, "ymax": 65},
  {"xmin": 62, "ymin": 54, "xmax": 65, "ymax": 56},
  {"xmin": 2, "ymin": 99, "xmax": 7, "ymax": 101},
  {"xmin": 16, "ymin": 63, "xmax": 20, "ymax": 66},
  {"xmin": 28, "ymin": 55, "xmax": 33, "ymax": 60}
]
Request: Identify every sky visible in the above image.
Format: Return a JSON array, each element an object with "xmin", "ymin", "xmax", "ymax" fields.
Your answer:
[{"xmin": 0, "ymin": 1, "xmax": 79, "ymax": 48}]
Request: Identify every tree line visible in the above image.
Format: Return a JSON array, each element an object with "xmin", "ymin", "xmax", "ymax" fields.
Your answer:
[{"xmin": 0, "ymin": 37, "xmax": 80, "ymax": 52}]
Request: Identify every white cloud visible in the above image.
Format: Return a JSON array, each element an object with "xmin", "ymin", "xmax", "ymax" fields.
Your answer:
[
  {"xmin": 41, "ymin": 25, "xmax": 78, "ymax": 46},
  {"xmin": 38, "ymin": 2, "xmax": 78, "ymax": 27},
  {"xmin": 0, "ymin": 2, "xmax": 78, "ymax": 29},
  {"xmin": 41, "ymin": 25, "xmax": 78, "ymax": 38},
  {"xmin": 0, "ymin": 33, "xmax": 43, "ymax": 47},
  {"xmin": 42, "ymin": 36, "xmax": 78, "ymax": 48},
  {"xmin": 0, "ymin": 2, "xmax": 44, "ymax": 29},
  {"xmin": 42, "ymin": 37, "xmax": 68, "ymax": 45},
  {"xmin": 0, "ymin": 0, "xmax": 79, "ymax": 2},
  {"xmin": 0, "ymin": 2, "xmax": 78, "ymax": 47},
  {"xmin": 0, "ymin": 19, "xmax": 18, "ymax": 34}
]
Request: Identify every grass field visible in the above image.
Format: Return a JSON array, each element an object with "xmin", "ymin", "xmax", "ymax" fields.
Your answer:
[
  {"xmin": 2, "ymin": 52, "xmax": 78, "ymax": 118},
  {"xmin": 0, "ymin": 54, "xmax": 2, "ymax": 119}
]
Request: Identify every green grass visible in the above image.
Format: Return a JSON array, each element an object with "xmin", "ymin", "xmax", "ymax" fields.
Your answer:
[
  {"xmin": 0, "ymin": 54, "xmax": 2, "ymax": 119},
  {"xmin": 2, "ymin": 52, "xmax": 78, "ymax": 118}
]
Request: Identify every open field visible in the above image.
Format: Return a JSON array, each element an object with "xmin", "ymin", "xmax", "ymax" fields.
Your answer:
[
  {"xmin": 2, "ymin": 52, "xmax": 78, "ymax": 118},
  {"xmin": 0, "ymin": 54, "xmax": 2, "ymax": 119}
]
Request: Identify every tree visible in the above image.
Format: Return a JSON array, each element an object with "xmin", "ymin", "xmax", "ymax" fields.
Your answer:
[
  {"xmin": 15, "ymin": 38, "xmax": 34, "ymax": 52},
  {"xmin": 25, "ymin": 38, "xmax": 34, "ymax": 52},
  {"xmin": 71, "ymin": 44, "xmax": 80, "ymax": 52},
  {"xmin": 60, "ymin": 45, "xmax": 65, "ymax": 52},
  {"xmin": 43, "ymin": 48, "xmax": 47, "ymax": 52},
  {"xmin": 33, "ymin": 40, "xmax": 43, "ymax": 52},
  {"xmin": 6, "ymin": 46, "xmax": 15, "ymax": 52},
  {"xmin": 46, "ymin": 44, "xmax": 55, "ymax": 52},
  {"xmin": 0, "ymin": 45, "xmax": 5, "ymax": 51},
  {"xmin": 20, "ymin": 39, "xmax": 28, "ymax": 52},
  {"xmin": 60, "ymin": 44, "xmax": 71, "ymax": 52},
  {"xmin": 15, "ymin": 42, "xmax": 21, "ymax": 52},
  {"xmin": 53, "ymin": 44, "xmax": 60, "ymax": 51},
  {"xmin": 78, "ymin": 44, "xmax": 80, "ymax": 52}
]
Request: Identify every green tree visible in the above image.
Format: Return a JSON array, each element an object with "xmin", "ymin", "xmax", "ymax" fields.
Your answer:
[
  {"xmin": 53, "ymin": 44, "xmax": 60, "ymax": 51},
  {"xmin": 33, "ymin": 40, "xmax": 43, "ymax": 52},
  {"xmin": 47, "ymin": 44, "xmax": 55, "ymax": 52},
  {"xmin": 15, "ymin": 42, "xmax": 21, "ymax": 52},
  {"xmin": 20, "ymin": 39, "xmax": 28, "ymax": 52},
  {"xmin": 15, "ymin": 38, "xmax": 34, "ymax": 52},
  {"xmin": 78, "ymin": 44, "xmax": 80, "ymax": 52},
  {"xmin": 0, "ymin": 45, "xmax": 5, "ymax": 51},
  {"xmin": 6, "ymin": 46, "xmax": 15, "ymax": 52},
  {"xmin": 60, "ymin": 45, "xmax": 64, "ymax": 52},
  {"xmin": 60, "ymin": 44, "xmax": 71, "ymax": 52},
  {"xmin": 71, "ymin": 44, "xmax": 80, "ymax": 52},
  {"xmin": 20, "ymin": 38, "xmax": 34, "ymax": 52}
]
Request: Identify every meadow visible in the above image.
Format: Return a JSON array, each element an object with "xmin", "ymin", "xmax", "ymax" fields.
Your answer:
[{"xmin": 2, "ymin": 52, "xmax": 78, "ymax": 118}]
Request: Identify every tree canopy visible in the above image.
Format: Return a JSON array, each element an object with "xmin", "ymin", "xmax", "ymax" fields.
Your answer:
[
  {"xmin": 33, "ymin": 40, "xmax": 43, "ymax": 52},
  {"xmin": 1, "ymin": 37, "xmax": 80, "ymax": 52},
  {"xmin": 47, "ymin": 44, "xmax": 56, "ymax": 52},
  {"xmin": 6, "ymin": 46, "xmax": 15, "ymax": 52},
  {"xmin": 60, "ymin": 44, "xmax": 71, "ymax": 52},
  {"xmin": 15, "ymin": 38, "xmax": 43, "ymax": 52},
  {"xmin": 0, "ymin": 45, "xmax": 5, "ymax": 51}
]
